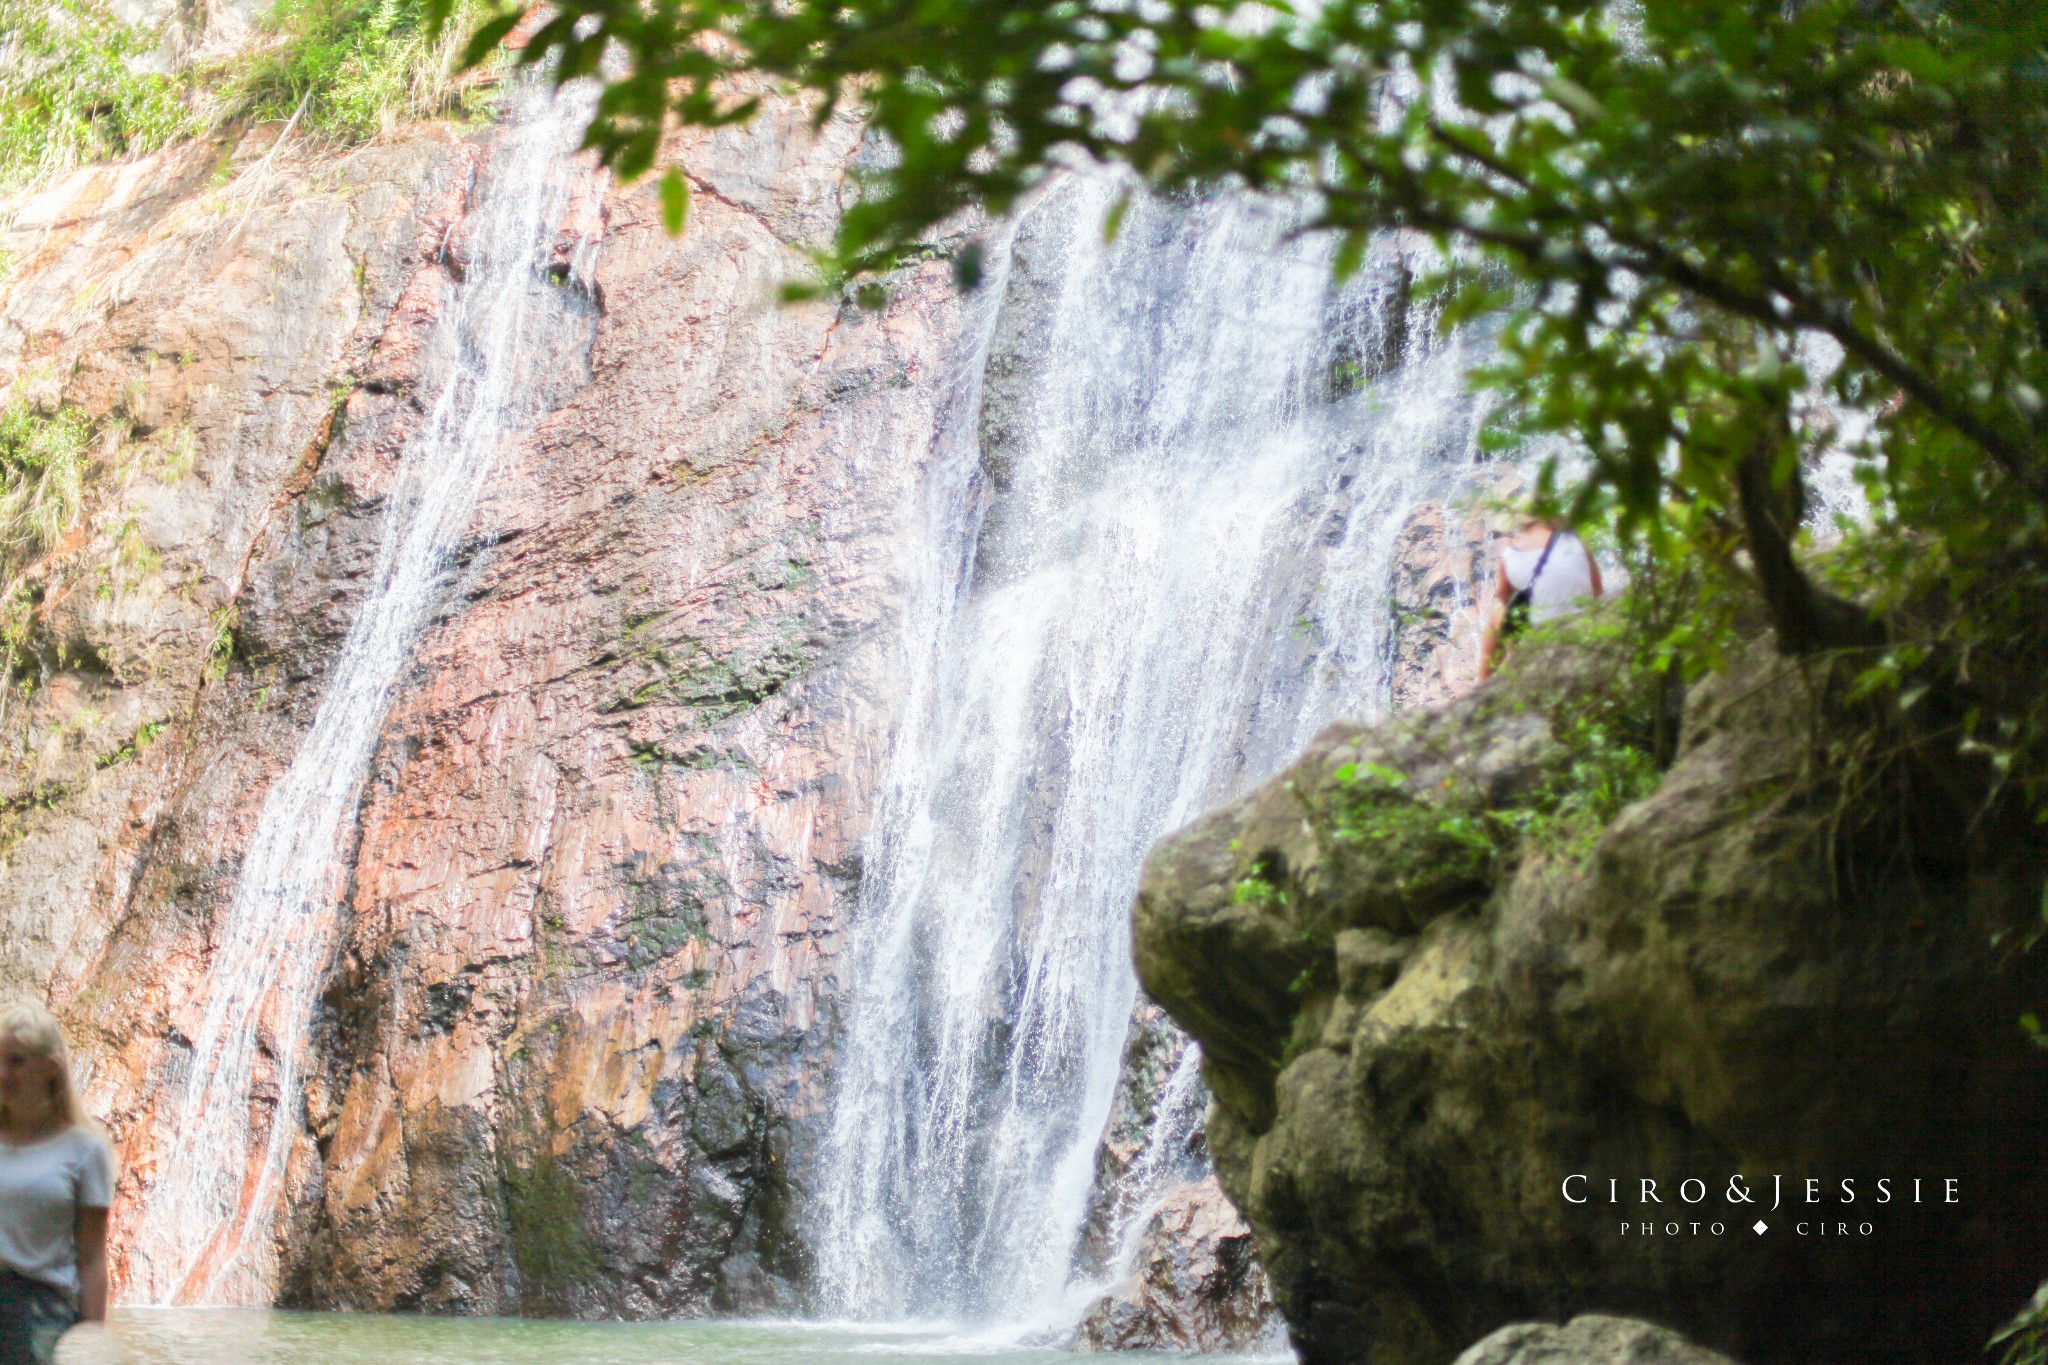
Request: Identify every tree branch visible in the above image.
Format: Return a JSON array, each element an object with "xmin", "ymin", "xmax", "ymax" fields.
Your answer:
[
  {"xmin": 1387, "ymin": 125, "xmax": 2048, "ymax": 505},
  {"xmin": 1733, "ymin": 411, "xmax": 1887, "ymax": 656}
]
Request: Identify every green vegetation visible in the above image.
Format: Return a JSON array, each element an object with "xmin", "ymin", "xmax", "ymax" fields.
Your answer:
[
  {"xmin": 229, "ymin": 0, "xmax": 498, "ymax": 141},
  {"xmin": 0, "ymin": 0, "xmax": 191, "ymax": 186},
  {"xmin": 618, "ymin": 878, "xmax": 709, "ymax": 970},
  {"xmin": 0, "ymin": 400, "xmax": 90, "ymax": 572},
  {"xmin": 0, "ymin": 400, "xmax": 92, "ymax": 688},
  {"xmin": 602, "ymin": 609, "xmax": 816, "ymax": 725},
  {"xmin": 1997, "ymin": 1284, "xmax": 2048, "ymax": 1365},
  {"xmin": 93, "ymin": 717, "xmax": 166, "ymax": 769},
  {"xmin": 204, "ymin": 602, "xmax": 240, "ymax": 680},
  {"xmin": 1236, "ymin": 605, "xmax": 1669, "ymax": 927},
  {"xmin": 0, "ymin": 399, "xmax": 222, "ymax": 695},
  {"xmin": 0, "ymin": 0, "xmax": 496, "ymax": 190},
  {"xmin": 1326, "ymin": 703, "xmax": 1658, "ymax": 885},
  {"xmin": 0, "ymin": 583, "xmax": 34, "ymax": 686}
]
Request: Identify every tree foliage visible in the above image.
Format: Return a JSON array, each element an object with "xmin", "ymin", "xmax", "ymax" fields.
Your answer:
[{"xmin": 443, "ymin": 0, "xmax": 2048, "ymax": 797}]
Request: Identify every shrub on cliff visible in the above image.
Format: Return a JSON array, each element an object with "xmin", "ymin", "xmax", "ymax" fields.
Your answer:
[
  {"xmin": 230, "ymin": 0, "xmax": 500, "ymax": 140},
  {"xmin": 0, "ymin": 0, "xmax": 495, "ymax": 189},
  {"xmin": 0, "ymin": 0, "xmax": 193, "ymax": 186},
  {"xmin": 0, "ymin": 400, "xmax": 89, "ymax": 570}
]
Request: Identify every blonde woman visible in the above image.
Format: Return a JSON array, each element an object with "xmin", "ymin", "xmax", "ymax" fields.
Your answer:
[{"xmin": 0, "ymin": 1002, "xmax": 112, "ymax": 1365}]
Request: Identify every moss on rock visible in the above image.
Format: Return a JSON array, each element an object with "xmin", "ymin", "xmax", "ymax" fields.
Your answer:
[{"xmin": 1134, "ymin": 624, "xmax": 2048, "ymax": 1365}]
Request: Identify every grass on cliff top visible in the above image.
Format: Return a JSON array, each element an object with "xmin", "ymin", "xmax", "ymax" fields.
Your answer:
[
  {"xmin": 0, "ymin": 0, "xmax": 189, "ymax": 189},
  {"xmin": 0, "ymin": 0, "xmax": 496, "ymax": 191}
]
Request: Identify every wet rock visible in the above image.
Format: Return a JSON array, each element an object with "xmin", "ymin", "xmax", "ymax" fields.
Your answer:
[
  {"xmin": 1068, "ymin": 1002, "xmax": 1281, "ymax": 1352},
  {"xmin": 1071, "ymin": 1175, "xmax": 1285, "ymax": 1354},
  {"xmin": 1383, "ymin": 497, "xmax": 1495, "ymax": 710},
  {"xmin": 274, "ymin": 99, "xmax": 970, "ymax": 1317},
  {"xmin": 1070, "ymin": 998, "xmax": 1197, "ymax": 1276},
  {"xmin": 1453, "ymin": 1316, "xmax": 1741, "ymax": 1365},
  {"xmin": 1381, "ymin": 466, "xmax": 1533, "ymax": 712},
  {"xmin": 3, "ymin": 61, "xmax": 1503, "ymax": 1338},
  {"xmin": 0, "ymin": 128, "xmax": 473, "ymax": 1011}
]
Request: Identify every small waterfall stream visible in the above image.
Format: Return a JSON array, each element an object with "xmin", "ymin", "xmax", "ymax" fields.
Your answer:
[
  {"xmin": 124, "ymin": 82, "xmax": 600, "ymax": 1305},
  {"xmin": 1080, "ymin": 1041, "xmax": 1210, "ymax": 1301},
  {"xmin": 814, "ymin": 178, "xmax": 1491, "ymax": 1328}
]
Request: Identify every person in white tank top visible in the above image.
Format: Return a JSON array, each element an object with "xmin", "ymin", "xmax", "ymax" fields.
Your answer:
[
  {"xmin": 0, "ymin": 1001, "xmax": 111, "ymax": 1365},
  {"xmin": 1479, "ymin": 518, "xmax": 1603, "ymax": 679}
]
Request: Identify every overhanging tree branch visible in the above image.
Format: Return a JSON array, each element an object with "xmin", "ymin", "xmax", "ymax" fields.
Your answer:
[{"xmin": 1353, "ymin": 129, "xmax": 2048, "ymax": 507}]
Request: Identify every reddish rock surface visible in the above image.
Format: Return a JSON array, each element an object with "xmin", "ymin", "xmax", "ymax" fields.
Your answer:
[
  {"xmin": 1072, "ymin": 1175, "xmax": 1284, "ymax": 1354},
  {"xmin": 1, "ymin": 97, "xmax": 973, "ymax": 1313}
]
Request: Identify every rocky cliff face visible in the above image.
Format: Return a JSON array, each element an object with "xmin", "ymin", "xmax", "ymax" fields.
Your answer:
[
  {"xmin": 1134, "ymin": 623, "xmax": 2048, "ymax": 1365},
  {"xmin": 0, "ymin": 91, "xmax": 984, "ymax": 1312},
  {"xmin": 2, "ymin": 65, "xmax": 1516, "ymax": 1328}
]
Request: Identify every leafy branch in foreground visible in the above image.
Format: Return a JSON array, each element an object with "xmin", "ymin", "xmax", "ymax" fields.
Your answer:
[
  {"xmin": 441, "ymin": 0, "xmax": 2048, "ymax": 812},
  {"xmin": 1994, "ymin": 1281, "xmax": 2048, "ymax": 1365}
]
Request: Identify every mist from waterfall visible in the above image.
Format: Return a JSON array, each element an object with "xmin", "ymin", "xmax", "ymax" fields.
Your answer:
[
  {"xmin": 123, "ymin": 82, "xmax": 600, "ymax": 1305},
  {"xmin": 812, "ymin": 176, "xmax": 1493, "ymax": 1328}
]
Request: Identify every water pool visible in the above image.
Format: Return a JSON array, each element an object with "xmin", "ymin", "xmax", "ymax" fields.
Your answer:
[{"xmin": 56, "ymin": 1311, "xmax": 1290, "ymax": 1365}]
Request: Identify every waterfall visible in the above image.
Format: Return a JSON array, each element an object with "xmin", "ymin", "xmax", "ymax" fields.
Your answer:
[
  {"xmin": 813, "ymin": 176, "xmax": 1491, "ymax": 1327},
  {"xmin": 1083, "ymin": 1042, "xmax": 1210, "ymax": 1297},
  {"xmin": 123, "ymin": 81, "xmax": 600, "ymax": 1305}
]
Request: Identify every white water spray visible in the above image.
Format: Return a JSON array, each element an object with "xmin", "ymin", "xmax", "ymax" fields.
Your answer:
[
  {"xmin": 1086, "ymin": 1043, "xmax": 1210, "ymax": 1296},
  {"xmin": 125, "ymin": 82, "xmax": 599, "ymax": 1305},
  {"xmin": 813, "ymin": 177, "xmax": 1491, "ymax": 1327}
]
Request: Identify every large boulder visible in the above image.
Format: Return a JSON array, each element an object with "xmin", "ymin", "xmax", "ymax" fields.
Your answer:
[
  {"xmin": 1133, "ymin": 624, "xmax": 2048, "ymax": 1365},
  {"xmin": 1452, "ymin": 1315, "xmax": 1740, "ymax": 1365}
]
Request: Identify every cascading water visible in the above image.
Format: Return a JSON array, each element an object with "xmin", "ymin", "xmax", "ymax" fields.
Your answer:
[
  {"xmin": 124, "ymin": 81, "xmax": 601, "ymax": 1305},
  {"xmin": 1075, "ymin": 1041, "xmax": 1211, "ymax": 1300},
  {"xmin": 813, "ymin": 175, "xmax": 1493, "ymax": 1327}
]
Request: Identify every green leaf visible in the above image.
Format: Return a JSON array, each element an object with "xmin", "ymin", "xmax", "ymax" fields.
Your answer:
[
  {"xmin": 952, "ymin": 239, "xmax": 984, "ymax": 291},
  {"xmin": 1102, "ymin": 190, "xmax": 1131, "ymax": 245},
  {"xmin": 1332, "ymin": 230, "xmax": 1367, "ymax": 283},
  {"xmin": 460, "ymin": 9, "xmax": 524, "ymax": 69},
  {"xmin": 659, "ymin": 167, "xmax": 689, "ymax": 236}
]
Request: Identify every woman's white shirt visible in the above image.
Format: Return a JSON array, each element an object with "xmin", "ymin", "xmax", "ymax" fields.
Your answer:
[
  {"xmin": 0, "ymin": 1127, "xmax": 113, "ymax": 1295},
  {"xmin": 1501, "ymin": 533, "xmax": 1596, "ymax": 622}
]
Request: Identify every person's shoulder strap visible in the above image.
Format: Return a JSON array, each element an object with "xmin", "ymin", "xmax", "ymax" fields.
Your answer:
[{"xmin": 1528, "ymin": 530, "xmax": 1560, "ymax": 590}]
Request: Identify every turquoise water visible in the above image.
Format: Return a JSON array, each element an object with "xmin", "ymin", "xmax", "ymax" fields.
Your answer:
[{"xmin": 55, "ymin": 1312, "xmax": 1289, "ymax": 1365}]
